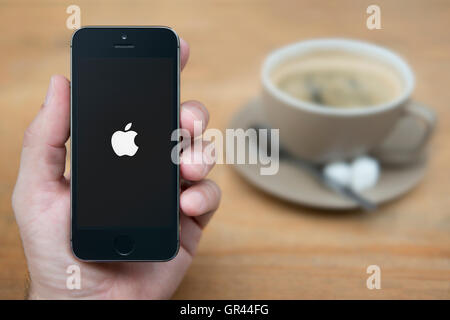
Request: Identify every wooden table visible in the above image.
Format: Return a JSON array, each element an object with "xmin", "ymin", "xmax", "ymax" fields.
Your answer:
[{"xmin": 1, "ymin": 0, "xmax": 449, "ymax": 299}]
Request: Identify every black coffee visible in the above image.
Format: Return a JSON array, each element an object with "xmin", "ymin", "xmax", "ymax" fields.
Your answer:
[{"xmin": 273, "ymin": 51, "xmax": 404, "ymax": 108}]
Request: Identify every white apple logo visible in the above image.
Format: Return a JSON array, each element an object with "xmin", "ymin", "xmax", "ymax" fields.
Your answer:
[{"xmin": 111, "ymin": 122, "xmax": 139, "ymax": 157}]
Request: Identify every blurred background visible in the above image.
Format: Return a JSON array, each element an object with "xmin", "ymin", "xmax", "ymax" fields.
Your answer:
[{"xmin": 0, "ymin": 0, "xmax": 449, "ymax": 299}]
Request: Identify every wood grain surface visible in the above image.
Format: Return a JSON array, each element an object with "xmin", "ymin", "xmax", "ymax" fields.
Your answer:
[{"xmin": 0, "ymin": 0, "xmax": 449, "ymax": 299}]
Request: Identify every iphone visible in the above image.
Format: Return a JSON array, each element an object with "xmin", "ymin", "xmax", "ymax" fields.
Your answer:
[{"xmin": 71, "ymin": 27, "xmax": 180, "ymax": 261}]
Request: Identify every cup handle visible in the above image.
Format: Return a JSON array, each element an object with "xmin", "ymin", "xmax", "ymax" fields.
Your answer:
[{"xmin": 373, "ymin": 101, "xmax": 436, "ymax": 165}]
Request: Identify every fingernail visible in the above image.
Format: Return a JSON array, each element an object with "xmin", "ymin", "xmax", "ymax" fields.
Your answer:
[
  {"xmin": 203, "ymin": 142, "xmax": 216, "ymax": 166},
  {"xmin": 202, "ymin": 155, "xmax": 213, "ymax": 176},
  {"xmin": 184, "ymin": 105, "xmax": 206, "ymax": 131},
  {"xmin": 44, "ymin": 76, "xmax": 55, "ymax": 106},
  {"xmin": 188, "ymin": 191, "xmax": 206, "ymax": 213}
]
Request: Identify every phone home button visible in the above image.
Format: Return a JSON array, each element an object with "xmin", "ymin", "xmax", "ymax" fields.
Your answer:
[{"xmin": 113, "ymin": 235, "xmax": 135, "ymax": 256}]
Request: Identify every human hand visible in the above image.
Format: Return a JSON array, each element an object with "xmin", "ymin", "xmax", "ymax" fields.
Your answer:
[{"xmin": 12, "ymin": 39, "xmax": 221, "ymax": 299}]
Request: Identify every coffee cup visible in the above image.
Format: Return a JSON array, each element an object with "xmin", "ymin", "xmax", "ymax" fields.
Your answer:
[{"xmin": 261, "ymin": 38, "xmax": 435, "ymax": 164}]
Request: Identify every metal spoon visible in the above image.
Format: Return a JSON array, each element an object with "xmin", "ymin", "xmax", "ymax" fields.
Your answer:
[{"xmin": 252, "ymin": 125, "xmax": 377, "ymax": 212}]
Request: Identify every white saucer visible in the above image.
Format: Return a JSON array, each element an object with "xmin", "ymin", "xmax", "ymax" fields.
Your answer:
[{"xmin": 229, "ymin": 98, "xmax": 428, "ymax": 210}]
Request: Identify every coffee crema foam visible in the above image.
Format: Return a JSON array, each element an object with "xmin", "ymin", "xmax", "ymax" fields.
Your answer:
[{"xmin": 271, "ymin": 50, "xmax": 405, "ymax": 108}]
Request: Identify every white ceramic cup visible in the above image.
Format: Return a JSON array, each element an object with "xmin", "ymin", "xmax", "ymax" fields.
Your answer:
[{"xmin": 261, "ymin": 38, "xmax": 435, "ymax": 164}]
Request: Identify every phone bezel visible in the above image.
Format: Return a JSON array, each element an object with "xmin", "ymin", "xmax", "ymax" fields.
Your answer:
[{"xmin": 70, "ymin": 26, "xmax": 180, "ymax": 262}]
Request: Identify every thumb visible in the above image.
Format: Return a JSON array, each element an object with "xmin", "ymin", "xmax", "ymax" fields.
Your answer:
[{"xmin": 18, "ymin": 75, "xmax": 70, "ymax": 184}]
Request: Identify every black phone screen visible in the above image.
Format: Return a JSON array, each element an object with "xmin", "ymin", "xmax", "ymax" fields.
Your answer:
[
  {"xmin": 76, "ymin": 57, "xmax": 175, "ymax": 227},
  {"xmin": 71, "ymin": 28, "xmax": 179, "ymax": 260}
]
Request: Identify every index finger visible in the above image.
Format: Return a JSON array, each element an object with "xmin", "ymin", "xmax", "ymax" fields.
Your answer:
[{"xmin": 180, "ymin": 38, "xmax": 190, "ymax": 71}]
